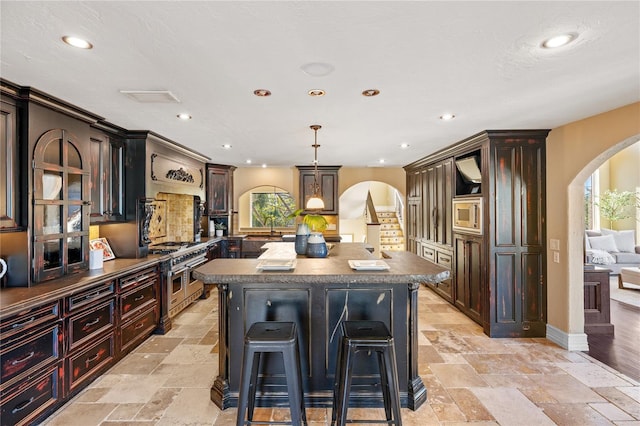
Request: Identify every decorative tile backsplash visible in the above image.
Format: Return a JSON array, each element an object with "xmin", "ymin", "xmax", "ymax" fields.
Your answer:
[{"xmin": 149, "ymin": 192, "xmax": 195, "ymax": 243}]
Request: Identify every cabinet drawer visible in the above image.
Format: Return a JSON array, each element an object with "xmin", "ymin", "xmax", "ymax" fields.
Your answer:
[
  {"xmin": 67, "ymin": 333, "xmax": 115, "ymax": 392},
  {"xmin": 436, "ymin": 251, "xmax": 453, "ymax": 269},
  {"xmin": 120, "ymin": 307, "xmax": 158, "ymax": 355},
  {"xmin": 1, "ymin": 301, "xmax": 60, "ymax": 340},
  {"xmin": 0, "ymin": 363, "xmax": 62, "ymax": 426},
  {"xmin": 1, "ymin": 324, "xmax": 61, "ymax": 388},
  {"xmin": 120, "ymin": 280, "xmax": 157, "ymax": 320},
  {"xmin": 68, "ymin": 298, "xmax": 115, "ymax": 351},
  {"xmin": 68, "ymin": 282, "xmax": 115, "ymax": 313},
  {"xmin": 422, "ymin": 245, "xmax": 435, "ymax": 262},
  {"xmin": 119, "ymin": 266, "xmax": 158, "ymax": 291}
]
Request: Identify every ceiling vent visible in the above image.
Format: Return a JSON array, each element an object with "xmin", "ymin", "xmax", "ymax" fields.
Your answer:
[{"xmin": 119, "ymin": 90, "xmax": 181, "ymax": 103}]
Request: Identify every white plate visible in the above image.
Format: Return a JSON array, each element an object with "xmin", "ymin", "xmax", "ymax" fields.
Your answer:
[
  {"xmin": 348, "ymin": 260, "xmax": 390, "ymax": 271},
  {"xmin": 257, "ymin": 259, "xmax": 297, "ymax": 271}
]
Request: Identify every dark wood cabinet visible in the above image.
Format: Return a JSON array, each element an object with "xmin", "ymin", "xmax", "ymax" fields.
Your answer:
[
  {"xmin": 405, "ymin": 130, "xmax": 548, "ymax": 337},
  {"xmin": 0, "ymin": 301, "xmax": 63, "ymax": 426},
  {"xmin": 89, "ymin": 129, "xmax": 125, "ymax": 223},
  {"xmin": 454, "ymin": 234, "xmax": 483, "ymax": 323},
  {"xmin": 297, "ymin": 165, "xmax": 341, "ymax": 214},
  {"xmin": 1, "ymin": 98, "xmax": 19, "ymax": 230},
  {"xmin": 206, "ymin": 163, "xmax": 235, "ymax": 216}
]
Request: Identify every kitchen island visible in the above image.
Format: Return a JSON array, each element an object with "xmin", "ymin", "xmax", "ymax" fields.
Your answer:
[{"xmin": 193, "ymin": 243, "xmax": 449, "ymax": 411}]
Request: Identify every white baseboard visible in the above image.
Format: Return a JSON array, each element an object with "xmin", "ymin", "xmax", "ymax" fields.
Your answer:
[{"xmin": 546, "ymin": 324, "xmax": 589, "ymax": 351}]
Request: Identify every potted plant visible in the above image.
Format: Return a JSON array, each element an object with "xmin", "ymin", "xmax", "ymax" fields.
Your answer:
[
  {"xmin": 214, "ymin": 222, "xmax": 227, "ymax": 237},
  {"xmin": 287, "ymin": 208, "xmax": 328, "ymax": 233},
  {"xmin": 596, "ymin": 189, "xmax": 636, "ymax": 227}
]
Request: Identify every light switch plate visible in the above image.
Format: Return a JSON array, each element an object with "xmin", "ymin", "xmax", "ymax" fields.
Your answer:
[{"xmin": 550, "ymin": 239, "xmax": 560, "ymax": 251}]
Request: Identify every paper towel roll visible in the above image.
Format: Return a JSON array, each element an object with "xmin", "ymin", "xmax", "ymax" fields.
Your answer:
[{"xmin": 89, "ymin": 249, "xmax": 104, "ymax": 270}]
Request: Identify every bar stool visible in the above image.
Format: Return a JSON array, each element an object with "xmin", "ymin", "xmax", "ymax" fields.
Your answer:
[
  {"xmin": 332, "ymin": 320, "xmax": 402, "ymax": 426},
  {"xmin": 236, "ymin": 321, "xmax": 307, "ymax": 426}
]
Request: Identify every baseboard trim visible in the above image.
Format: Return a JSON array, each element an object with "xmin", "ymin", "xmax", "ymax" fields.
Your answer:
[{"xmin": 546, "ymin": 324, "xmax": 589, "ymax": 351}]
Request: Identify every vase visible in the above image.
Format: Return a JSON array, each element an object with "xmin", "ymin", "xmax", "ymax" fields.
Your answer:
[
  {"xmin": 306, "ymin": 232, "xmax": 328, "ymax": 258},
  {"xmin": 295, "ymin": 223, "xmax": 310, "ymax": 255},
  {"xmin": 215, "ymin": 229, "xmax": 224, "ymax": 237}
]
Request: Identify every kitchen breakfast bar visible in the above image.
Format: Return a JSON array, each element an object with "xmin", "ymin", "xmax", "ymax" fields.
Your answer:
[{"xmin": 193, "ymin": 243, "xmax": 449, "ymax": 411}]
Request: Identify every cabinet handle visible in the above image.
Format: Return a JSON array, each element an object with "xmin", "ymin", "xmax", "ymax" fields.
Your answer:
[
  {"xmin": 85, "ymin": 353, "xmax": 100, "ymax": 367},
  {"xmin": 12, "ymin": 397, "xmax": 35, "ymax": 414},
  {"xmin": 12, "ymin": 317, "xmax": 35, "ymax": 329},
  {"xmin": 134, "ymin": 322, "xmax": 145, "ymax": 330},
  {"xmin": 134, "ymin": 295, "xmax": 145, "ymax": 302},
  {"xmin": 84, "ymin": 317, "xmax": 100, "ymax": 328},
  {"xmin": 11, "ymin": 351, "xmax": 35, "ymax": 366}
]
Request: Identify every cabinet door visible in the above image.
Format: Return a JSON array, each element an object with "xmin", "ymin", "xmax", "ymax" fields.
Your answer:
[
  {"xmin": 89, "ymin": 132, "xmax": 124, "ymax": 223},
  {"xmin": 297, "ymin": 166, "xmax": 340, "ymax": 214},
  {"xmin": 454, "ymin": 234, "xmax": 483, "ymax": 324},
  {"xmin": 206, "ymin": 166, "xmax": 230, "ymax": 215},
  {"xmin": 1, "ymin": 100, "xmax": 19, "ymax": 229}
]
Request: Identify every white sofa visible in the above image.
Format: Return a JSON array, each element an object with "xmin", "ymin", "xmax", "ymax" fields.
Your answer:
[{"xmin": 585, "ymin": 229, "xmax": 640, "ymax": 274}]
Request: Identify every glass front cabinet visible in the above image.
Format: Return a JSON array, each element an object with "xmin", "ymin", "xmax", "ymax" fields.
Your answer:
[{"xmin": 32, "ymin": 129, "xmax": 91, "ymax": 282}]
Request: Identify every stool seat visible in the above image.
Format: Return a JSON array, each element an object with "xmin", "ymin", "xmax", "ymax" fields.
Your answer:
[
  {"xmin": 332, "ymin": 320, "xmax": 402, "ymax": 426},
  {"xmin": 237, "ymin": 321, "xmax": 307, "ymax": 426}
]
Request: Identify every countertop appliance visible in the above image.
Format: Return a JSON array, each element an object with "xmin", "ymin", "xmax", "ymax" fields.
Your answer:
[{"xmin": 149, "ymin": 241, "xmax": 208, "ymax": 318}]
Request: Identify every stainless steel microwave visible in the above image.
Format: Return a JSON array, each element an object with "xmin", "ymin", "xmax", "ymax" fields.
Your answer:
[{"xmin": 452, "ymin": 197, "xmax": 482, "ymax": 235}]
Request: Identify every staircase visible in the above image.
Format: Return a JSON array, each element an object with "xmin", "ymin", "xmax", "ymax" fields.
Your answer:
[{"xmin": 378, "ymin": 211, "xmax": 405, "ymax": 251}]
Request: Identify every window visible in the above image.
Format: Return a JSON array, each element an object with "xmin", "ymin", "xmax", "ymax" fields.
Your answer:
[
  {"xmin": 249, "ymin": 187, "xmax": 296, "ymax": 228},
  {"xmin": 584, "ymin": 170, "xmax": 599, "ymax": 230}
]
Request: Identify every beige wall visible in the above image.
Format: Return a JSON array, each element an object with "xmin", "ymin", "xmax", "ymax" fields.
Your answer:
[
  {"xmin": 339, "ymin": 167, "xmax": 406, "ymax": 199},
  {"xmin": 546, "ymin": 102, "xmax": 640, "ymax": 343}
]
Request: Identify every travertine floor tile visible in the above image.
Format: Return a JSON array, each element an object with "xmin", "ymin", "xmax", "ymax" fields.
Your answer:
[
  {"xmin": 529, "ymin": 374, "xmax": 608, "ymax": 404},
  {"xmin": 429, "ymin": 363, "xmax": 489, "ymax": 388},
  {"xmin": 43, "ymin": 403, "xmax": 118, "ymax": 425},
  {"xmin": 108, "ymin": 353, "xmax": 167, "ymax": 375},
  {"xmin": 134, "ymin": 336, "xmax": 185, "ymax": 354},
  {"xmin": 155, "ymin": 387, "xmax": 220, "ymax": 425},
  {"xmin": 589, "ymin": 402, "xmax": 636, "ymax": 421},
  {"xmin": 98, "ymin": 374, "xmax": 171, "ymax": 404},
  {"xmin": 557, "ymin": 362, "xmax": 635, "ymax": 388},
  {"xmin": 471, "ymin": 387, "xmax": 556, "ymax": 426},
  {"xmin": 134, "ymin": 388, "xmax": 181, "ymax": 421},
  {"xmin": 539, "ymin": 402, "xmax": 613, "ymax": 425}
]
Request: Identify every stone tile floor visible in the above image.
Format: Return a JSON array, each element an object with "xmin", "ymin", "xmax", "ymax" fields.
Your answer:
[{"xmin": 43, "ymin": 287, "xmax": 640, "ymax": 425}]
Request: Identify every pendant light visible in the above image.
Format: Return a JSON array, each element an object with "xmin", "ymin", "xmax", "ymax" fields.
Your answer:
[{"xmin": 306, "ymin": 125, "xmax": 325, "ymax": 210}]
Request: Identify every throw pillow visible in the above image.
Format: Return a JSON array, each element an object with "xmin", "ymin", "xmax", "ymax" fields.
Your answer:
[
  {"xmin": 589, "ymin": 249, "xmax": 616, "ymax": 265},
  {"xmin": 601, "ymin": 229, "xmax": 636, "ymax": 253},
  {"xmin": 588, "ymin": 234, "xmax": 618, "ymax": 252}
]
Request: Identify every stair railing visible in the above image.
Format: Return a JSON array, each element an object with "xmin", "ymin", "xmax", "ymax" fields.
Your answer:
[{"xmin": 365, "ymin": 191, "xmax": 379, "ymax": 224}]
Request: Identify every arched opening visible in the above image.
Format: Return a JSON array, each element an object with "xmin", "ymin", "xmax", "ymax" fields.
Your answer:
[
  {"xmin": 339, "ymin": 181, "xmax": 405, "ymax": 251},
  {"xmin": 567, "ymin": 136, "xmax": 639, "ymax": 373},
  {"xmin": 237, "ymin": 185, "xmax": 296, "ymax": 233}
]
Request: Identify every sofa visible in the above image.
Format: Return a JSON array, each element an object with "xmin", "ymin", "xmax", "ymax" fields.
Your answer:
[{"xmin": 585, "ymin": 229, "xmax": 640, "ymax": 274}]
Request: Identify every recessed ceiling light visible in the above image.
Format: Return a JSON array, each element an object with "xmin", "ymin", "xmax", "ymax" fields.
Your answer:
[
  {"xmin": 400, "ymin": 143, "xmax": 410, "ymax": 149},
  {"xmin": 308, "ymin": 89, "xmax": 325, "ymax": 97},
  {"xmin": 222, "ymin": 144, "xmax": 232, "ymax": 149},
  {"xmin": 253, "ymin": 89, "xmax": 271, "ymax": 97},
  {"xmin": 379, "ymin": 159, "xmax": 385, "ymax": 164},
  {"xmin": 300, "ymin": 62, "xmax": 335, "ymax": 77},
  {"xmin": 541, "ymin": 33, "xmax": 577, "ymax": 49},
  {"xmin": 177, "ymin": 113, "xmax": 192, "ymax": 120},
  {"xmin": 362, "ymin": 89, "xmax": 380, "ymax": 97},
  {"xmin": 245, "ymin": 159, "xmax": 252, "ymax": 164},
  {"xmin": 62, "ymin": 35, "xmax": 93, "ymax": 49},
  {"xmin": 439, "ymin": 113, "xmax": 456, "ymax": 121},
  {"xmin": 262, "ymin": 164, "xmax": 267, "ymax": 168}
]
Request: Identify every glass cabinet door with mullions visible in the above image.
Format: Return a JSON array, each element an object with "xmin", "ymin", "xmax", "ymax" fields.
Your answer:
[{"xmin": 33, "ymin": 129, "xmax": 90, "ymax": 282}]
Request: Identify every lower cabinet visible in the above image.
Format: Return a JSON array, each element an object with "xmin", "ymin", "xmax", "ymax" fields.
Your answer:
[
  {"xmin": 454, "ymin": 234, "xmax": 483, "ymax": 324},
  {"xmin": 0, "ymin": 262, "xmax": 161, "ymax": 425},
  {"xmin": 421, "ymin": 241, "xmax": 454, "ymax": 303}
]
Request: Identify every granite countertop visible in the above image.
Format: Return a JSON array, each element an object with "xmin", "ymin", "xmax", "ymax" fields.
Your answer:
[
  {"xmin": 194, "ymin": 242, "xmax": 449, "ymax": 285},
  {"xmin": 0, "ymin": 254, "xmax": 169, "ymax": 318}
]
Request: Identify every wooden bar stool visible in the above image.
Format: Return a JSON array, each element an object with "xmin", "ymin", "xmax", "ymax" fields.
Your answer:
[
  {"xmin": 332, "ymin": 320, "xmax": 401, "ymax": 426},
  {"xmin": 236, "ymin": 321, "xmax": 307, "ymax": 426}
]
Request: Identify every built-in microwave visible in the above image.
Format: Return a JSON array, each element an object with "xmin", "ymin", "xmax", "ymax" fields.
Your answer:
[{"xmin": 452, "ymin": 197, "xmax": 482, "ymax": 235}]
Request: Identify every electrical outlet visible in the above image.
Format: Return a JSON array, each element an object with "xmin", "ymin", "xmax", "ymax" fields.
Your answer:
[
  {"xmin": 553, "ymin": 252, "xmax": 560, "ymax": 263},
  {"xmin": 550, "ymin": 239, "xmax": 560, "ymax": 250}
]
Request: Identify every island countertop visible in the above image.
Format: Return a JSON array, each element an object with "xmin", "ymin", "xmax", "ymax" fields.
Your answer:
[{"xmin": 193, "ymin": 243, "xmax": 449, "ymax": 285}]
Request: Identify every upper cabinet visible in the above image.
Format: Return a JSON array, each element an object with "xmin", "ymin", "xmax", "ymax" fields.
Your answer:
[
  {"xmin": 297, "ymin": 165, "xmax": 341, "ymax": 215},
  {"xmin": 1, "ymin": 98, "xmax": 19, "ymax": 230},
  {"xmin": 89, "ymin": 129, "xmax": 125, "ymax": 223},
  {"xmin": 206, "ymin": 163, "xmax": 235, "ymax": 216}
]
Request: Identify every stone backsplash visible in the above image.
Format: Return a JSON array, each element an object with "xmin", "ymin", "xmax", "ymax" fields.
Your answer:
[{"xmin": 149, "ymin": 192, "xmax": 195, "ymax": 242}]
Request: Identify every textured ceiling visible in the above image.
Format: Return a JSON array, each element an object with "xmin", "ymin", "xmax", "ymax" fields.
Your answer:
[{"xmin": 1, "ymin": 1, "xmax": 638, "ymax": 167}]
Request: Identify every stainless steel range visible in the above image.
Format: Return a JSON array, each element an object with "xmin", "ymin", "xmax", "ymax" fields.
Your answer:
[{"xmin": 149, "ymin": 242, "xmax": 208, "ymax": 318}]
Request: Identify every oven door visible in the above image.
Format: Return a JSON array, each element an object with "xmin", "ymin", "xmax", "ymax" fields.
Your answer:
[
  {"xmin": 186, "ymin": 256, "xmax": 207, "ymax": 298},
  {"xmin": 168, "ymin": 265, "xmax": 187, "ymax": 314}
]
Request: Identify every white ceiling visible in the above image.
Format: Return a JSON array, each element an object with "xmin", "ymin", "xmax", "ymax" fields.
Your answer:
[{"xmin": 1, "ymin": 1, "xmax": 638, "ymax": 168}]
